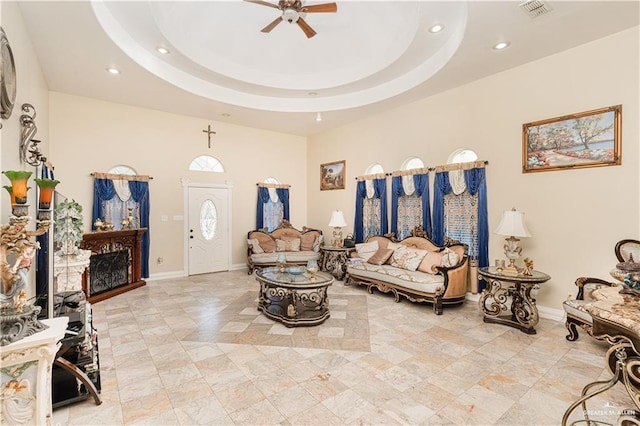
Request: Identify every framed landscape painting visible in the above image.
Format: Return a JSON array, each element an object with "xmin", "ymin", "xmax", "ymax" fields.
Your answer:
[
  {"xmin": 320, "ymin": 160, "xmax": 345, "ymax": 190},
  {"xmin": 522, "ymin": 105, "xmax": 621, "ymax": 173}
]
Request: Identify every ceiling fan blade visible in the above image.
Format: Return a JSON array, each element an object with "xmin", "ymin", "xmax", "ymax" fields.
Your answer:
[
  {"xmin": 261, "ymin": 16, "xmax": 283, "ymax": 33},
  {"xmin": 244, "ymin": 0, "xmax": 280, "ymax": 9},
  {"xmin": 297, "ymin": 17, "xmax": 317, "ymax": 38},
  {"xmin": 302, "ymin": 3, "xmax": 337, "ymax": 13}
]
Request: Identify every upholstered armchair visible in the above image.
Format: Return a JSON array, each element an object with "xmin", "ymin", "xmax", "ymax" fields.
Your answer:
[{"xmin": 563, "ymin": 239, "xmax": 640, "ymax": 341}]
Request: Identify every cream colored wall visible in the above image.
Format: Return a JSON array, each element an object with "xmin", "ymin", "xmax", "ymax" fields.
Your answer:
[
  {"xmin": 48, "ymin": 93, "xmax": 307, "ymax": 275},
  {"xmin": 1, "ymin": 3, "xmax": 51, "ymax": 300},
  {"xmin": 307, "ymin": 27, "xmax": 640, "ymax": 312},
  {"xmin": 1, "ymin": 2, "xmax": 50, "ymax": 222}
]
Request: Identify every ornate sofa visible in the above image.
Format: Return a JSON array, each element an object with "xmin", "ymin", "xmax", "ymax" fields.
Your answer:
[
  {"xmin": 246, "ymin": 220, "xmax": 323, "ymax": 274},
  {"xmin": 345, "ymin": 227, "xmax": 469, "ymax": 314},
  {"xmin": 563, "ymin": 239, "xmax": 640, "ymax": 341}
]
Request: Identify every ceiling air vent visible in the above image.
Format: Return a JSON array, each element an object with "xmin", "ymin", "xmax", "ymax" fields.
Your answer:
[{"xmin": 519, "ymin": 0, "xmax": 552, "ymax": 18}]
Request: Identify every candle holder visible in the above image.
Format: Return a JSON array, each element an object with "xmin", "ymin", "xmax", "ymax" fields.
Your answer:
[{"xmin": 1, "ymin": 171, "xmax": 53, "ymax": 345}]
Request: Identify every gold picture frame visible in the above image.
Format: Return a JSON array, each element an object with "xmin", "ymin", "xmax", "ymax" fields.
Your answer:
[
  {"xmin": 522, "ymin": 105, "xmax": 622, "ymax": 173},
  {"xmin": 320, "ymin": 160, "xmax": 345, "ymax": 190}
]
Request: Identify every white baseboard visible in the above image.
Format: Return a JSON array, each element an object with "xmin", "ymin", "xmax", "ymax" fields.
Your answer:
[
  {"xmin": 465, "ymin": 292, "xmax": 565, "ymax": 322},
  {"xmin": 148, "ymin": 270, "xmax": 188, "ymax": 281},
  {"xmin": 231, "ymin": 263, "xmax": 249, "ymax": 272}
]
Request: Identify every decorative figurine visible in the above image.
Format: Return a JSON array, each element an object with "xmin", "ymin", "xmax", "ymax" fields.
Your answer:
[{"xmin": 523, "ymin": 258, "xmax": 534, "ymax": 276}]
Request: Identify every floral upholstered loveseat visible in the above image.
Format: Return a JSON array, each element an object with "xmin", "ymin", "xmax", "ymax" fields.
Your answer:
[
  {"xmin": 246, "ymin": 220, "xmax": 323, "ymax": 274},
  {"xmin": 345, "ymin": 228, "xmax": 468, "ymax": 314}
]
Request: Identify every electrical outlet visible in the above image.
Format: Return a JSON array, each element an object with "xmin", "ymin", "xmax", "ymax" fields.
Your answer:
[{"xmin": 157, "ymin": 257, "xmax": 163, "ymax": 264}]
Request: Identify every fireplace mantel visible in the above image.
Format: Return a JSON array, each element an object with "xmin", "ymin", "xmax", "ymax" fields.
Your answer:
[{"xmin": 80, "ymin": 229, "xmax": 147, "ymax": 303}]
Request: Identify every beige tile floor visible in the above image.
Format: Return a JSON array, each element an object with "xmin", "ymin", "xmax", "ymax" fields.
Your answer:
[{"xmin": 52, "ymin": 271, "xmax": 634, "ymax": 425}]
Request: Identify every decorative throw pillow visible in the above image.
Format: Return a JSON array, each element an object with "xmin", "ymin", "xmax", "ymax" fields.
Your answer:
[
  {"xmin": 276, "ymin": 237, "xmax": 301, "ymax": 252},
  {"xmin": 259, "ymin": 239, "xmax": 276, "ymax": 253},
  {"xmin": 312, "ymin": 234, "xmax": 324, "ymax": 252},
  {"xmin": 300, "ymin": 232, "xmax": 317, "ymax": 251},
  {"xmin": 418, "ymin": 251, "xmax": 444, "ymax": 274},
  {"xmin": 355, "ymin": 241, "xmax": 379, "ymax": 261},
  {"xmin": 367, "ymin": 248, "xmax": 395, "ymax": 265},
  {"xmin": 247, "ymin": 238, "xmax": 264, "ymax": 254},
  {"xmin": 390, "ymin": 246, "xmax": 429, "ymax": 271},
  {"xmin": 387, "ymin": 242, "xmax": 403, "ymax": 251},
  {"xmin": 441, "ymin": 248, "xmax": 460, "ymax": 267}
]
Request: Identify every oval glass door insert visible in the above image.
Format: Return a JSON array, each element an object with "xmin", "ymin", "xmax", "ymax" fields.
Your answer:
[{"xmin": 200, "ymin": 199, "xmax": 217, "ymax": 240}]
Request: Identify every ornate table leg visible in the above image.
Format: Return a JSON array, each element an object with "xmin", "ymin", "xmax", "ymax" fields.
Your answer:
[
  {"xmin": 322, "ymin": 250, "xmax": 349, "ymax": 280},
  {"xmin": 479, "ymin": 278, "xmax": 509, "ymax": 320},
  {"xmin": 479, "ymin": 279, "xmax": 539, "ymax": 334},
  {"xmin": 511, "ymin": 283, "xmax": 539, "ymax": 333}
]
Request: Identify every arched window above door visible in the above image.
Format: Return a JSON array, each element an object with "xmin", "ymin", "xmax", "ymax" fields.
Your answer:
[{"xmin": 189, "ymin": 155, "xmax": 224, "ymax": 172}]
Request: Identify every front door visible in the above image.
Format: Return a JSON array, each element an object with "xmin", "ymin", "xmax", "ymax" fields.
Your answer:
[{"xmin": 187, "ymin": 186, "xmax": 230, "ymax": 275}]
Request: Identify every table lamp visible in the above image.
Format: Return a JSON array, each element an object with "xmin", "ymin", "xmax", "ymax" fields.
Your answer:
[
  {"xmin": 328, "ymin": 210, "xmax": 348, "ymax": 248},
  {"xmin": 495, "ymin": 208, "xmax": 531, "ymax": 276}
]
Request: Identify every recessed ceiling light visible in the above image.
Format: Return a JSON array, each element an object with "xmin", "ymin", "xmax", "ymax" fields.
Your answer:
[
  {"xmin": 308, "ymin": 92, "xmax": 318, "ymax": 96},
  {"xmin": 221, "ymin": 113, "xmax": 231, "ymax": 117},
  {"xmin": 493, "ymin": 41, "xmax": 511, "ymax": 50},
  {"xmin": 315, "ymin": 112, "xmax": 323, "ymax": 122},
  {"xmin": 156, "ymin": 46, "xmax": 170, "ymax": 55},
  {"xmin": 106, "ymin": 67, "xmax": 120, "ymax": 75},
  {"xmin": 428, "ymin": 24, "xmax": 444, "ymax": 33}
]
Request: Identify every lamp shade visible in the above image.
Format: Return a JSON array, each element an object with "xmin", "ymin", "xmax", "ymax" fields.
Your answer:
[
  {"xmin": 494, "ymin": 209, "xmax": 531, "ymax": 238},
  {"xmin": 328, "ymin": 210, "xmax": 347, "ymax": 227}
]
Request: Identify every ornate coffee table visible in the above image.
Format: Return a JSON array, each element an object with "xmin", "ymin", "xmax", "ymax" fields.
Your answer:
[
  {"xmin": 561, "ymin": 286, "xmax": 640, "ymax": 425},
  {"xmin": 255, "ymin": 267, "xmax": 334, "ymax": 327}
]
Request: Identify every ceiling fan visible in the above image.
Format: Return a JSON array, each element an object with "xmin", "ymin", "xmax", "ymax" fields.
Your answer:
[{"xmin": 244, "ymin": 0, "xmax": 338, "ymax": 38}]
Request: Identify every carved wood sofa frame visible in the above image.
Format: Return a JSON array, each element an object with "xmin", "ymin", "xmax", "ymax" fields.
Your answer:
[
  {"xmin": 345, "ymin": 228, "xmax": 469, "ymax": 315},
  {"xmin": 246, "ymin": 220, "xmax": 322, "ymax": 275}
]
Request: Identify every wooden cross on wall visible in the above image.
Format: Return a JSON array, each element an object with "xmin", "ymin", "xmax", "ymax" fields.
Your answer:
[{"xmin": 202, "ymin": 125, "xmax": 216, "ymax": 148}]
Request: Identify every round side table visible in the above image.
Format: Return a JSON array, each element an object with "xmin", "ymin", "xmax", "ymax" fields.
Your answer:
[
  {"xmin": 478, "ymin": 266, "xmax": 550, "ymax": 334},
  {"xmin": 320, "ymin": 246, "xmax": 355, "ymax": 280}
]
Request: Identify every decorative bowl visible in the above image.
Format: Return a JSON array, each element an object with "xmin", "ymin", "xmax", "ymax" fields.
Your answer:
[{"xmin": 285, "ymin": 266, "xmax": 305, "ymax": 275}]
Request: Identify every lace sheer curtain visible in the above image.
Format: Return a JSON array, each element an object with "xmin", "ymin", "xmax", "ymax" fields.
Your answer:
[
  {"xmin": 432, "ymin": 161, "xmax": 489, "ymax": 292},
  {"xmin": 390, "ymin": 169, "xmax": 432, "ymax": 240},
  {"xmin": 92, "ymin": 173, "xmax": 151, "ymax": 278},
  {"xmin": 354, "ymin": 174, "xmax": 387, "ymax": 243},
  {"xmin": 256, "ymin": 184, "xmax": 290, "ymax": 231}
]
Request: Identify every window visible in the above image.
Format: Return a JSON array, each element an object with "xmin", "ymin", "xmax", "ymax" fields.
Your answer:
[
  {"xmin": 189, "ymin": 155, "xmax": 224, "ymax": 172},
  {"xmin": 257, "ymin": 177, "xmax": 287, "ymax": 232},
  {"xmin": 401, "ymin": 157, "xmax": 424, "ymax": 171},
  {"xmin": 108, "ymin": 165, "xmax": 137, "ymax": 175},
  {"xmin": 199, "ymin": 199, "xmax": 218, "ymax": 240},
  {"xmin": 365, "ymin": 163, "xmax": 384, "ymax": 175},
  {"xmin": 447, "ymin": 149, "xmax": 478, "ymax": 164}
]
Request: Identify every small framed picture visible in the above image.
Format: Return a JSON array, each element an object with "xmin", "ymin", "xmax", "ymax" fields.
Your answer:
[
  {"xmin": 522, "ymin": 105, "xmax": 621, "ymax": 173},
  {"xmin": 320, "ymin": 160, "xmax": 345, "ymax": 190}
]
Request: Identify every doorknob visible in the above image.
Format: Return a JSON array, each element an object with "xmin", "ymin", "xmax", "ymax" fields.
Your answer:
[
  {"xmin": 190, "ymin": 236, "xmax": 194, "ymax": 239},
  {"xmin": 190, "ymin": 229, "xmax": 193, "ymax": 233}
]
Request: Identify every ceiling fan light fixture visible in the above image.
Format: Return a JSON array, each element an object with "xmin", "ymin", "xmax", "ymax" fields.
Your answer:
[{"xmin": 283, "ymin": 8, "xmax": 299, "ymax": 23}]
